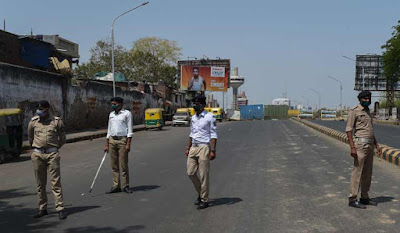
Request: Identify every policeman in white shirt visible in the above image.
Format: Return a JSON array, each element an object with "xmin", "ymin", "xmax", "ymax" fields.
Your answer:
[
  {"xmin": 185, "ymin": 94, "xmax": 218, "ymax": 209},
  {"xmin": 104, "ymin": 97, "xmax": 133, "ymax": 194}
]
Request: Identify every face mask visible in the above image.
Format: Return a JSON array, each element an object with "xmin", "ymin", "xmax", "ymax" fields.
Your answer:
[
  {"xmin": 361, "ymin": 101, "xmax": 371, "ymax": 108},
  {"xmin": 112, "ymin": 104, "xmax": 118, "ymax": 111},
  {"xmin": 193, "ymin": 104, "xmax": 202, "ymax": 112},
  {"xmin": 36, "ymin": 109, "xmax": 46, "ymax": 117}
]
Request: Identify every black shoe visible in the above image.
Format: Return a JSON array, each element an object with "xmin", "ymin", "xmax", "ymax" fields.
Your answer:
[
  {"xmin": 33, "ymin": 210, "xmax": 48, "ymax": 218},
  {"xmin": 194, "ymin": 197, "xmax": 201, "ymax": 205},
  {"xmin": 360, "ymin": 198, "xmax": 377, "ymax": 206},
  {"xmin": 58, "ymin": 210, "xmax": 67, "ymax": 220},
  {"xmin": 349, "ymin": 200, "xmax": 366, "ymax": 209},
  {"xmin": 197, "ymin": 201, "xmax": 209, "ymax": 210},
  {"xmin": 123, "ymin": 186, "xmax": 132, "ymax": 193},
  {"xmin": 106, "ymin": 187, "xmax": 121, "ymax": 194}
]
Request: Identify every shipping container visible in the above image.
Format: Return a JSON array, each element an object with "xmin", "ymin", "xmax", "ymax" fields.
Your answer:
[
  {"xmin": 264, "ymin": 105, "xmax": 289, "ymax": 120},
  {"xmin": 288, "ymin": 109, "xmax": 300, "ymax": 117},
  {"xmin": 240, "ymin": 105, "xmax": 264, "ymax": 120}
]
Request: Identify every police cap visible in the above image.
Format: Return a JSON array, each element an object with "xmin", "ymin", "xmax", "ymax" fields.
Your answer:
[
  {"xmin": 191, "ymin": 94, "xmax": 206, "ymax": 104},
  {"xmin": 357, "ymin": 90, "xmax": 371, "ymax": 100},
  {"xmin": 37, "ymin": 100, "xmax": 50, "ymax": 109}
]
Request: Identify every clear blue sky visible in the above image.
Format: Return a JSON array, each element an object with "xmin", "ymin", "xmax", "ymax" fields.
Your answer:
[{"xmin": 2, "ymin": 0, "xmax": 400, "ymax": 109}]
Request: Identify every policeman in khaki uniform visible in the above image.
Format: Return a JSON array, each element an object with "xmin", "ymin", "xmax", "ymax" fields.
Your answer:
[
  {"xmin": 185, "ymin": 94, "xmax": 217, "ymax": 210},
  {"xmin": 28, "ymin": 101, "xmax": 67, "ymax": 219},
  {"xmin": 346, "ymin": 91, "xmax": 382, "ymax": 209}
]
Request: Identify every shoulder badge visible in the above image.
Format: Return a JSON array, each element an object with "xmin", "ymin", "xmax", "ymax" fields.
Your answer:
[{"xmin": 31, "ymin": 116, "xmax": 40, "ymax": 121}]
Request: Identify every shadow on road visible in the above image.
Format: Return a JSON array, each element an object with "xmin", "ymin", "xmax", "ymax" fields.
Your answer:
[
  {"xmin": 131, "ymin": 185, "xmax": 161, "ymax": 192},
  {"xmin": 1, "ymin": 155, "xmax": 31, "ymax": 164},
  {"xmin": 208, "ymin": 197, "xmax": 243, "ymax": 207},
  {"xmin": 371, "ymin": 196, "xmax": 395, "ymax": 204},
  {"xmin": 66, "ymin": 205, "xmax": 101, "ymax": 216},
  {"xmin": 64, "ymin": 225, "xmax": 145, "ymax": 233},
  {"xmin": 0, "ymin": 188, "xmax": 60, "ymax": 233},
  {"xmin": 0, "ymin": 188, "xmax": 36, "ymax": 199}
]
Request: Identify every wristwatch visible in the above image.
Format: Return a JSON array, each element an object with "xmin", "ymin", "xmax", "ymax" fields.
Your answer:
[{"xmin": 211, "ymin": 149, "xmax": 216, "ymax": 153}]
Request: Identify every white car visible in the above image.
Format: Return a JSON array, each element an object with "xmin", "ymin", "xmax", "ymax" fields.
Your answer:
[{"xmin": 172, "ymin": 112, "xmax": 191, "ymax": 126}]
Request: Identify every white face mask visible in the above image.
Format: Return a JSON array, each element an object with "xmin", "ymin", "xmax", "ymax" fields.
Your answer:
[{"xmin": 36, "ymin": 109, "xmax": 46, "ymax": 117}]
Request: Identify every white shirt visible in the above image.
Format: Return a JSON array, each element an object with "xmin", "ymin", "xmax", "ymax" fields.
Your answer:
[
  {"xmin": 190, "ymin": 111, "xmax": 218, "ymax": 143},
  {"xmin": 106, "ymin": 109, "xmax": 133, "ymax": 138},
  {"xmin": 190, "ymin": 76, "xmax": 204, "ymax": 91}
]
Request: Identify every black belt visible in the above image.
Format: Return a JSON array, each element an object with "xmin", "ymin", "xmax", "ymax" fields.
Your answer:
[
  {"xmin": 111, "ymin": 136, "xmax": 127, "ymax": 140},
  {"xmin": 192, "ymin": 143, "xmax": 209, "ymax": 147}
]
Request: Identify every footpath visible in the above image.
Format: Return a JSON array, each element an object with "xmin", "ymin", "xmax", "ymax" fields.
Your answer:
[{"xmin": 22, "ymin": 122, "xmax": 172, "ymax": 151}]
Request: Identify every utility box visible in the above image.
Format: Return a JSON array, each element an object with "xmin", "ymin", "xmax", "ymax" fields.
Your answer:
[{"xmin": 240, "ymin": 105, "xmax": 264, "ymax": 120}]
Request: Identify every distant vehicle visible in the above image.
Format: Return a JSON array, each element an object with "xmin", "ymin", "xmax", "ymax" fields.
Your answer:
[
  {"xmin": 0, "ymin": 108, "xmax": 23, "ymax": 164},
  {"xmin": 145, "ymin": 108, "xmax": 165, "ymax": 130},
  {"xmin": 176, "ymin": 108, "xmax": 195, "ymax": 116},
  {"xmin": 210, "ymin": 108, "xmax": 223, "ymax": 122},
  {"xmin": 172, "ymin": 111, "xmax": 191, "ymax": 127}
]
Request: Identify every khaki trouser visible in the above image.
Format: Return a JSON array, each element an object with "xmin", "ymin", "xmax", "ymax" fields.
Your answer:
[
  {"xmin": 349, "ymin": 141, "xmax": 374, "ymax": 201},
  {"xmin": 187, "ymin": 144, "xmax": 210, "ymax": 202},
  {"xmin": 31, "ymin": 151, "xmax": 64, "ymax": 211},
  {"xmin": 109, "ymin": 137, "xmax": 130, "ymax": 188}
]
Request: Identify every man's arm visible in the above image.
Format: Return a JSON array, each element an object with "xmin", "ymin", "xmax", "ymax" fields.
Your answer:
[
  {"xmin": 186, "ymin": 137, "xmax": 193, "ymax": 157},
  {"xmin": 209, "ymin": 116, "xmax": 217, "ymax": 160},
  {"xmin": 28, "ymin": 121, "xmax": 34, "ymax": 146},
  {"xmin": 188, "ymin": 78, "xmax": 193, "ymax": 90},
  {"xmin": 58, "ymin": 119, "xmax": 67, "ymax": 148},
  {"xmin": 126, "ymin": 111, "xmax": 133, "ymax": 152},
  {"xmin": 345, "ymin": 110, "xmax": 357, "ymax": 158},
  {"xmin": 203, "ymin": 79, "xmax": 207, "ymax": 91},
  {"xmin": 186, "ymin": 119, "xmax": 194, "ymax": 157},
  {"xmin": 374, "ymin": 136, "xmax": 382, "ymax": 155},
  {"xmin": 105, "ymin": 115, "xmax": 111, "ymax": 152}
]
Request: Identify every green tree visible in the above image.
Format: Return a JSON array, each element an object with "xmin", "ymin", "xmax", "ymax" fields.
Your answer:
[
  {"xmin": 381, "ymin": 20, "xmax": 400, "ymax": 113},
  {"xmin": 74, "ymin": 39, "xmax": 130, "ymax": 80},
  {"xmin": 129, "ymin": 37, "xmax": 182, "ymax": 87},
  {"xmin": 382, "ymin": 20, "xmax": 400, "ymax": 84},
  {"xmin": 75, "ymin": 37, "xmax": 182, "ymax": 87}
]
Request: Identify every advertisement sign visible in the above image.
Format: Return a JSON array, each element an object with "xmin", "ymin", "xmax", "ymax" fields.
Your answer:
[
  {"xmin": 354, "ymin": 55, "xmax": 400, "ymax": 91},
  {"xmin": 180, "ymin": 65, "xmax": 228, "ymax": 92}
]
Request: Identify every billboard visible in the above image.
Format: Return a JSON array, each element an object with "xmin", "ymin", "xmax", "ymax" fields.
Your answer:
[
  {"xmin": 178, "ymin": 59, "xmax": 230, "ymax": 93},
  {"xmin": 354, "ymin": 55, "xmax": 400, "ymax": 91},
  {"xmin": 180, "ymin": 65, "xmax": 228, "ymax": 92}
]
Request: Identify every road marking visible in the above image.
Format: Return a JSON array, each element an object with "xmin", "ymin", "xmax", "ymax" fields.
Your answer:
[{"xmin": 378, "ymin": 213, "xmax": 396, "ymax": 224}]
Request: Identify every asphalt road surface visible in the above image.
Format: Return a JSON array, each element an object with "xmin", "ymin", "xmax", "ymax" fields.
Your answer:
[
  {"xmin": 1, "ymin": 120, "xmax": 400, "ymax": 233},
  {"xmin": 312, "ymin": 120, "xmax": 400, "ymax": 149}
]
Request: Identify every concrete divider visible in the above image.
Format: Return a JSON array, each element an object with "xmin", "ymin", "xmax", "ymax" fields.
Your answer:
[
  {"xmin": 291, "ymin": 118, "xmax": 400, "ymax": 168},
  {"xmin": 375, "ymin": 120, "xmax": 400, "ymax": 126}
]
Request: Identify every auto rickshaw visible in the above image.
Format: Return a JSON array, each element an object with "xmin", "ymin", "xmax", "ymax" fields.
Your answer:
[
  {"xmin": 188, "ymin": 108, "xmax": 195, "ymax": 116},
  {"xmin": 0, "ymin": 108, "xmax": 23, "ymax": 164},
  {"xmin": 204, "ymin": 107, "xmax": 212, "ymax": 113},
  {"xmin": 176, "ymin": 108, "xmax": 195, "ymax": 116},
  {"xmin": 211, "ymin": 107, "xmax": 223, "ymax": 122},
  {"xmin": 145, "ymin": 108, "xmax": 165, "ymax": 130}
]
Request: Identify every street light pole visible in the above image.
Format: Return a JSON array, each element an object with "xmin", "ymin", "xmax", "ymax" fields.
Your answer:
[
  {"xmin": 309, "ymin": 88, "xmax": 321, "ymax": 111},
  {"xmin": 301, "ymin": 95, "xmax": 309, "ymax": 107},
  {"xmin": 342, "ymin": 55, "xmax": 364, "ymax": 91},
  {"xmin": 111, "ymin": 2, "xmax": 149, "ymax": 97},
  {"xmin": 327, "ymin": 76, "xmax": 343, "ymax": 111}
]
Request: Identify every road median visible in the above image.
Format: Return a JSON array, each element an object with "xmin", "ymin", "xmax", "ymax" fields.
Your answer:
[{"xmin": 291, "ymin": 118, "xmax": 400, "ymax": 168}]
